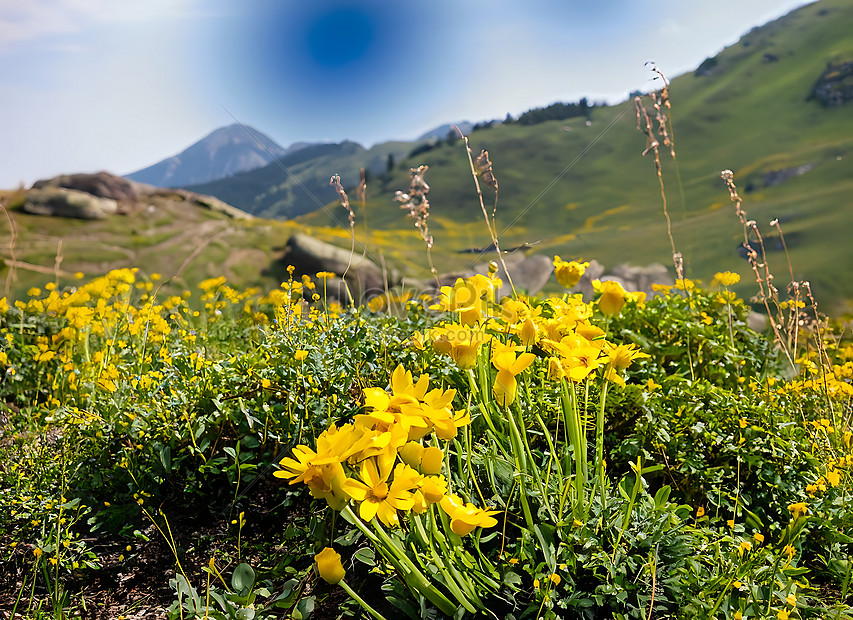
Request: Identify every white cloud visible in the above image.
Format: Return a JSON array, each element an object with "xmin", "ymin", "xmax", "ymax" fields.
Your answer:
[{"xmin": 0, "ymin": 0, "xmax": 209, "ymax": 48}]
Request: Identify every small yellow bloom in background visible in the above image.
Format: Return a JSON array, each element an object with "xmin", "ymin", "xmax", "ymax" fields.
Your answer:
[
  {"xmin": 696, "ymin": 506, "xmax": 705, "ymax": 517},
  {"xmin": 645, "ymin": 378, "xmax": 661, "ymax": 392},
  {"xmin": 533, "ymin": 578, "xmax": 540, "ymax": 590},
  {"xmin": 738, "ymin": 541, "xmax": 752, "ymax": 555},
  {"xmin": 753, "ymin": 532, "xmax": 765, "ymax": 544},
  {"xmin": 826, "ymin": 468, "xmax": 840, "ymax": 487},
  {"xmin": 508, "ymin": 558, "xmax": 519, "ymax": 565},
  {"xmin": 315, "ymin": 547, "xmax": 345, "ymax": 584},
  {"xmin": 316, "ymin": 271, "xmax": 336, "ymax": 280},
  {"xmin": 788, "ymin": 502, "xmax": 808, "ymax": 519},
  {"xmin": 49, "ymin": 557, "xmax": 58, "ymax": 566},
  {"xmin": 739, "ymin": 418, "xmax": 748, "ymax": 429},
  {"xmin": 777, "ymin": 609, "xmax": 789, "ymax": 620},
  {"xmin": 74, "ymin": 272, "xmax": 85, "ymax": 280},
  {"xmin": 295, "ymin": 350, "xmax": 309, "ymax": 362},
  {"xmin": 33, "ymin": 547, "xmax": 43, "ymax": 559},
  {"xmin": 783, "ymin": 544, "xmax": 796, "ymax": 560},
  {"xmin": 727, "ymin": 519, "xmax": 735, "ymax": 528},
  {"xmin": 786, "ymin": 593, "xmax": 797, "ymax": 607},
  {"xmin": 713, "ymin": 271, "xmax": 741, "ymax": 287},
  {"xmin": 549, "ymin": 573, "xmax": 561, "ymax": 586},
  {"xmin": 261, "ymin": 378, "xmax": 271, "ymax": 389},
  {"xmin": 734, "ymin": 611, "xmax": 743, "ymax": 620},
  {"xmin": 553, "ymin": 256, "xmax": 589, "ymax": 289},
  {"xmin": 593, "ymin": 279, "xmax": 628, "ymax": 316},
  {"xmin": 733, "ymin": 580, "xmax": 742, "ymax": 589}
]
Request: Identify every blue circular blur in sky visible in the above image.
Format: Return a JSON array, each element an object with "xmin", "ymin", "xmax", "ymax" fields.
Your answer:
[
  {"xmin": 204, "ymin": 1, "xmax": 453, "ymax": 137},
  {"xmin": 303, "ymin": 7, "xmax": 374, "ymax": 69}
]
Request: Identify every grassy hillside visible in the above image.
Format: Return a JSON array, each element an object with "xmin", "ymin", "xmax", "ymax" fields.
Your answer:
[
  {"xmin": 298, "ymin": 0, "xmax": 853, "ymax": 311},
  {"xmin": 186, "ymin": 140, "xmax": 415, "ymax": 219}
]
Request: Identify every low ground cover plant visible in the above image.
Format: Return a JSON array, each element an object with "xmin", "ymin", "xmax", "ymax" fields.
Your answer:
[{"xmin": 0, "ymin": 261, "xmax": 850, "ymax": 619}]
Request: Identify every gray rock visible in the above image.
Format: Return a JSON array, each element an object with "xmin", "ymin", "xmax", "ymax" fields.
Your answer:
[
  {"xmin": 22, "ymin": 188, "xmax": 118, "ymax": 220},
  {"xmin": 611, "ymin": 262, "xmax": 673, "ymax": 296},
  {"xmin": 281, "ymin": 233, "xmax": 386, "ymax": 303},
  {"xmin": 32, "ymin": 171, "xmax": 138, "ymax": 203},
  {"xmin": 485, "ymin": 254, "xmax": 554, "ymax": 299}
]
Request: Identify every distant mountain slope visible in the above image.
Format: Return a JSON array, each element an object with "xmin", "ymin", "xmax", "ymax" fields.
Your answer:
[
  {"xmin": 186, "ymin": 140, "xmax": 415, "ymax": 219},
  {"xmin": 298, "ymin": 0, "xmax": 853, "ymax": 309},
  {"xmin": 125, "ymin": 124, "xmax": 293, "ymax": 187}
]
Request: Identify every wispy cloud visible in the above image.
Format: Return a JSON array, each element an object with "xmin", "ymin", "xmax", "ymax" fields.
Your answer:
[{"xmin": 0, "ymin": 0, "xmax": 212, "ymax": 49}]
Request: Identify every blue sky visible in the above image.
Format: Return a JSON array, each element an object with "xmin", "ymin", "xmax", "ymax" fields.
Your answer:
[{"xmin": 0, "ymin": 0, "xmax": 812, "ymax": 188}]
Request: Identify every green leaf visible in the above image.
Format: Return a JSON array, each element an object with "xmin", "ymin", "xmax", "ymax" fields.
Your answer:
[
  {"xmin": 296, "ymin": 595, "xmax": 315, "ymax": 618},
  {"xmin": 159, "ymin": 445, "xmax": 172, "ymax": 472},
  {"xmin": 231, "ymin": 563, "xmax": 255, "ymax": 593},
  {"xmin": 353, "ymin": 547, "xmax": 376, "ymax": 566}
]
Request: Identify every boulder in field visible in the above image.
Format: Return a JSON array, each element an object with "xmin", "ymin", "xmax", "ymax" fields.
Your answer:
[{"xmin": 21, "ymin": 187, "xmax": 118, "ymax": 220}]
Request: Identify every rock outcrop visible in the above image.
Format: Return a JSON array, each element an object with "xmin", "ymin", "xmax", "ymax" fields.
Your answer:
[
  {"xmin": 32, "ymin": 171, "xmax": 139, "ymax": 204},
  {"xmin": 280, "ymin": 233, "xmax": 386, "ymax": 302},
  {"xmin": 22, "ymin": 187, "xmax": 119, "ymax": 220}
]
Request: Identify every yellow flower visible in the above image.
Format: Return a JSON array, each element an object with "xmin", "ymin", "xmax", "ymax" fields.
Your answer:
[
  {"xmin": 753, "ymin": 532, "xmax": 765, "ymax": 544},
  {"xmin": 33, "ymin": 547, "xmax": 43, "ymax": 559},
  {"xmin": 553, "ymin": 256, "xmax": 588, "ymax": 289},
  {"xmin": 713, "ymin": 271, "xmax": 741, "ymax": 287},
  {"xmin": 788, "ymin": 502, "xmax": 808, "ymax": 519},
  {"xmin": 430, "ymin": 324, "xmax": 491, "ymax": 369},
  {"xmin": 341, "ymin": 460, "xmax": 420, "ymax": 527},
  {"xmin": 295, "ymin": 350, "xmax": 309, "ymax": 362},
  {"xmin": 316, "ymin": 271, "xmax": 336, "ymax": 280},
  {"xmin": 420, "ymin": 446, "xmax": 444, "ymax": 475},
  {"xmin": 549, "ymin": 573, "xmax": 561, "ymax": 586},
  {"xmin": 739, "ymin": 418, "xmax": 748, "ymax": 429},
  {"xmin": 786, "ymin": 593, "xmax": 797, "ymax": 607},
  {"xmin": 733, "ymin": 580, "xmax": 742, "ymax": 589},
  {"xmin": 593, "ymin": 279, "xmax": 628, "ymax": 316},
  {"xmin": 826, "ymin": 468, "xmax": 840, "ymax": 487},
  {"xmin": 275, "ymin": 427, "xmax": 350, "ymax": 510},
  {"xmin": 439, "ymin": 493, "xmax": 500, "ymax": 536},
  {"xmin": 696, "ymin": 506, "xmax": 705, "ymax": 517},
  {"xmin": 777, "ymin": 609, "xmax": 789, "ymax": 620},
  {"xmin": 315, "ymin": 547, "xmax": 345, "ymax": 584},
  {"xmin": 491, "ymin": 342, "xmax": 536, "ymax": 406}
]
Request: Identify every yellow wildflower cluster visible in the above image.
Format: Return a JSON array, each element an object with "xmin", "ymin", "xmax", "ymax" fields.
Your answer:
[
  {"xmin": 425, "ymin": 276, "xmax": 650, "ymax": 403},
  {"xmin": 275, "ymin": 365, "xmax": 497, "ymax": 532},
  {"xmin": 553, "ymin": 256, "xmax": 588, "ymax": 289}
]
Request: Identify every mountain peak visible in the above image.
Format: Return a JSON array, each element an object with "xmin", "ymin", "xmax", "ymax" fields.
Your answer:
[{"xmin": 125, "ymin": 124, "xmax": 289, "ymax": 188}]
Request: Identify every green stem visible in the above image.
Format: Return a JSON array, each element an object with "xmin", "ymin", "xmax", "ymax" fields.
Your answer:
[
  {"xmin": 340, "ymin": 579, "xmax": 389, "ymax": 620},
  {"xmin": 341, "ymin": 505, "xmax": 458, "ymax": 617},
  {"xmin": 595, "ymin": 380, "xmax": 610, "ymax": 513},
  {"xmin": 504, "ymin": 404, "xmax": 537, "ymax": 532}
]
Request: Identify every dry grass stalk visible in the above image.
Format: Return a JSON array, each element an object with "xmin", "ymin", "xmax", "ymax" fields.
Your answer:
[
  {"xmin": 0, "ymin": 196, "xmax": 18, "ymax": 295},
  {"xmin": 456, "ymin": 127, "xmax": 516, "ymax": 296},
  {"xmin": 721, "ymin": 169, "xmax": 796, "ymax": 369},
  {"xmin": 395, "ymin": 165, "xmax": 439, "ymax": 287},
  {"xmin": 330, "ymin": 174, "xmax": 358, "ymax": 286},
  {"xmin": 634, "ymin": 70, "xmax": 683, "ymax": 282}
]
